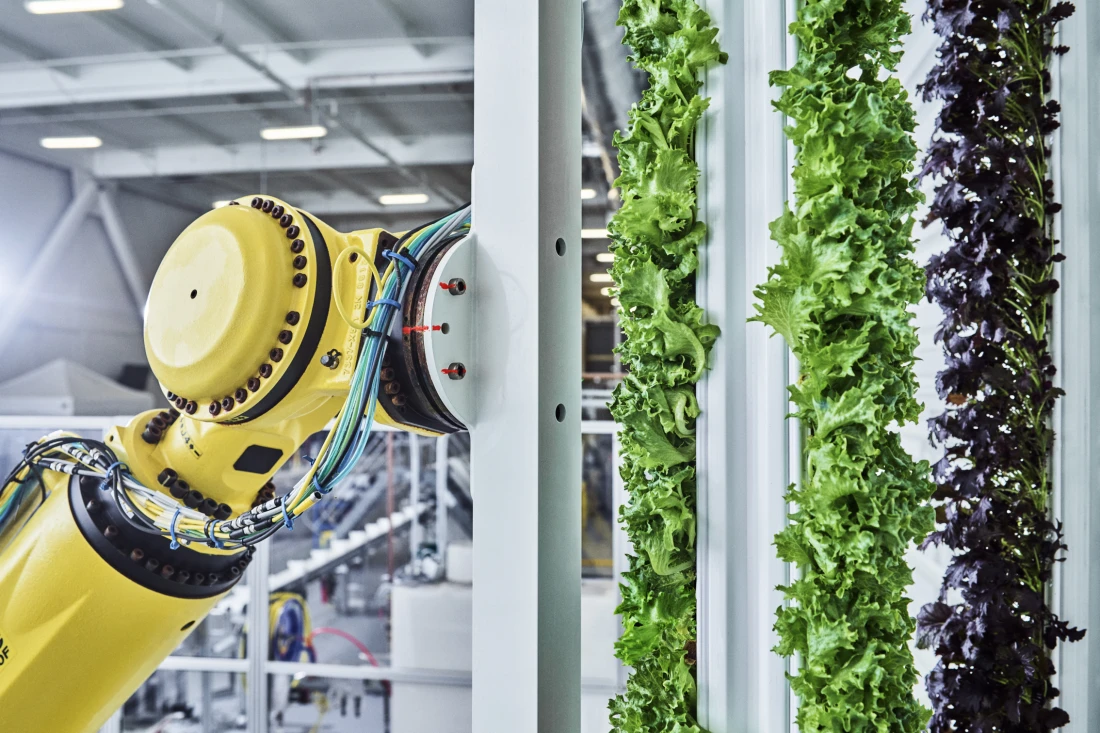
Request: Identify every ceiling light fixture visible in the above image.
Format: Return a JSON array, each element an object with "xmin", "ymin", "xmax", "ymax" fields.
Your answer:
[
  {"xmin": 25, "ymin": 0, "xmax": 123, "ymax": 13},
  {"xmin": 379, "ymin": 193, "xmax": 430, "ymax": 206},
  {"xmin": 581, "ymin": 228, "xmax": 608, "ymax": 239},
  {"xmin": 596, "ymin": 252, "xmax": 615, "ymax": 263},
  {"xmin": 580, "ymin": 188, "xmax": 598, "ymax": 200},
  {"xmin": 260, "ymin": 125, "xmax": 328, "ymax": 141},
  {"xmin": 40, "ymin": 136, "xmax": 102, "ymax": 149},
  {"xmin": 590, "ymin": 273, "xmax": 614, "ymax": 284}
]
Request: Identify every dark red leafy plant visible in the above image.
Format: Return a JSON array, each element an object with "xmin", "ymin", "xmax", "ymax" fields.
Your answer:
[{"xmin": 917, "ymin": 1, "xmax": 1084, "ymax": 731}]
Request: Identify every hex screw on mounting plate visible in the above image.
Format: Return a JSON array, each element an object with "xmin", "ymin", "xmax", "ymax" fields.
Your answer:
[
  {"xmin": 319, "ymin": 350, "xmax": 341, "ymax": 369},
  {"xmin": 445, "ymin": 362, "xmax": 466, "ymax": 380},
  {"xmin": 447, "ymin": 278, "xmax": 467, "ymax": 295}
]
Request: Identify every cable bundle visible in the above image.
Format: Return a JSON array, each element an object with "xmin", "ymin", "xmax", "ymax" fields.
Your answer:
[
  {"xmin": 0, "ymin": 206, "xmax": 471, "ymax": 551},
  {"xmin": 915, "ymin": 3, "xmax": 1083, "ymax": 730},
  {"xmin": 752, "ymin": 1, "xmax": 934, "ymax": 730}
]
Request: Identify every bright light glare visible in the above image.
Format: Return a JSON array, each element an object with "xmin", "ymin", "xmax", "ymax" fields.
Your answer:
[
  {"xmin": 25, "ymin": 0, "xmax": 123, "ymax": 13},
  {"xmin": 260, "ymin": 125, "xmax": 328, "ymax": 141},
  {"xmin": 581, "ymin": 188, "xmax": 598, "ymax": 200},
  {"xmin": 611, "ymin": 297, "xmax": 620, "ymax": 306},
  {"xmin": 590, "ymin": 273, "xmax": 614, "ymax": 284},
  {"xmin": 40, "ymin": 136, "xmax": 102, "ymax": 149},
  {"xmin": 596, "ymin": 252, "xmax": 615, "ymax": 263},
  {"xmin": 379, "ymin": 193, "xmax": 430, "ymax": 206},
  {"xmin": 581, "ymin": 228, "xmax": 608, "ymax": 239},
  {"xmin": 213, "ymin": 200, "xmax": 232, "ymax": 208}
]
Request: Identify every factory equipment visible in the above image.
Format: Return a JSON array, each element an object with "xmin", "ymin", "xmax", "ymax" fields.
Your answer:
[{"xmin": 0, "ymin": 196, "xmax": 474, "ymax": 732}]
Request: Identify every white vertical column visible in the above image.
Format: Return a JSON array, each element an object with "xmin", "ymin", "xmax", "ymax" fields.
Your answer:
[
  {"xmin": 409, "ymin": 433, "xmax": 422, "ymax": 570},
  {"xmin": 246, "ymin": 541, "xmax": 271, "ymax": 733},
  {"xmin": 696, "ymin": 0, "xmax": 791, "ymax": 731},
  {"xmin": 1053, "ymin": 2, "xmax": 1100, "ymax": 729},
  {"xmin": 471, "ymin": 0, "xmax": 582, "ymax": 730}
]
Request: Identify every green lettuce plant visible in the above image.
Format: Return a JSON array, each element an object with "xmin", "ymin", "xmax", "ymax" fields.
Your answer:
[
  {"xmin": 752, "ymin": 1, "xmax": 935, "ymax": 730},
  {"xmin": 607, "ymin": 0, "xmax": 723, "ymax": 731}
]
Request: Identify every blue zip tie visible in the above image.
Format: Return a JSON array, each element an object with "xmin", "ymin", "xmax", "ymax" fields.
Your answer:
[
  {"xmin": 102, "ymin": 461, "xmax": 126, "ymax": 491},
  {"xmin": 280, "ymin": 498, "xmax": 294, "ymax": 531},
  {"xmin": 382, "ymin": 249, "xmax": 417, "ymax": 270},
  {"xmin": 311, "ymin": 475, "xmax": 326, "ymax": 496},
  {"xmin": 367, "ymin": 298, "xmax": 401, "ymax": 310},
  {"xmin": 205, "ymin": 520, "xmax": 226, "ymax": 550},
  {"xmin": 169, "ymin": 507, "xmax": 182, "ymax": 550}
]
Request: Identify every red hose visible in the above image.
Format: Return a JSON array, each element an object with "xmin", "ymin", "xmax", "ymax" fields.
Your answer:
[{"xmin": 308, "ymin": 627, "xmax": 381, "ymax": 667}]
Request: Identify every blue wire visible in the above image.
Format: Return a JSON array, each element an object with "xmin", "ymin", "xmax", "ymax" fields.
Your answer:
[{"xmin": 169, "ymin": 507, "xmax": 182, "ymax": 550}]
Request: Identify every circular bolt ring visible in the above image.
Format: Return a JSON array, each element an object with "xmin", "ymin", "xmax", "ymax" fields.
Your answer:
[
  {"xmin": 261, "ymin": 199, "xmax": 274, "ymax": 213},
  {"xmin": 447, "ymin": 278, "xmax": 467, "ymax": 295},
  {"xmin": 250, "ymin": 197, "xmax": 262, "ymax": 208},
  {"xmin": 285, "ymin": 311, "xmax": 300, "ymax": 326},
  {"xmin": 292, "ymin": 255, "xmax": 307, "ymax": 270},
  {"xmin": 445, "ymin": 363, "xmax": 467, "ymax": 381},
  {"xmin": 290, "ymin": 239, "xmax": 305, "ymax": 254},
  {"xmin": 184, "ymin": 400, "xmax": 198, "ymax": 415},
  {"xmin": 247, "ymin": 377, "xmax": 261, "ymax": 392},
  {"xmin": 271, "ymin": 205, "xmax": 284, "ymax": 219},
  {"xmin": 278, "ymin": 330, "xmax": 293, "ymax": 345},
  {"xmin": 380, "ymin": 367, "xmax": 395, "ymax": 381},
  {"xmin": 221, "ymin": 396, "xmax": 234, "ymax": 411},
  {"xmin": 235, "ymin": 388, "xmax": 248, "ymax": 403},
  {"xmin": 208, "ymin": 401, "xmax": 221, "ymax": 416},
  {"xmin": 392, "ymin": 395, "xmax": 408, "ymax": 407},
  {"xmin": 280, "ymin": 214, "xmax": 293, "ymax": 228},
  {"xmin": 293, "ymin": 273, "xmax": 308, "ymax": 288},
  {"xmin": 349, "ymin": 252, "xmax": 359, "ymax": 263},
  {"xmin": 259, "ymin": 363, "xmax": 273, "ymax": 378},
  {"xmin": 384, "ymin": 381, "xmax": 402, "ymax": 395},
  {"xmin": 270, "ymin": 348, "xmax": 284, "ymax": 362},
  {"xmin": 286, "ymin": 225, "xmax": 301, "ymax": 239}
]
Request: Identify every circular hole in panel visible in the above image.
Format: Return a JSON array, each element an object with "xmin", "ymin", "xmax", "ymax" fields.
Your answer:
[
  {"xmin": 190, "ymin": 289, "xmax": 198, "ymax": 299},
  {"xmin": 555, "ymin": 238, "xmax": 566, "ymax": 257},
  {"xmin": 555, "ymin": 404, "xmax": 566, "ymax": 422},
  {"xmin": 440, "ymin": 323, "xmax": 451, "ymax": 335},
  {"xmin": 180, "ymin": 620, "xmax": 196, "ymax": 631}
]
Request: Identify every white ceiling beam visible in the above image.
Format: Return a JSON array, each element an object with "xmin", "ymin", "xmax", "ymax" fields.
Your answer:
[
  {"xmin": 90, "ymin": 14, "xmax": 193, "ymax": 71},
  {"xmin": 223, "ymin": 0, "xmax": 311, "ymax": 63},
  {"xmin": 0, "ymin": 28, "xmax": 78, "ymax": 79},
  {"xmin": 91, "ymin": 133, "xmax": 474, "ymax": 178},
  {"xmin": 284, "ymin": 190, "xmax": 456, "ymax": 217},
  {"xmin": 0, "ymin": 41, "xmax": 473, "ymax": 110}
]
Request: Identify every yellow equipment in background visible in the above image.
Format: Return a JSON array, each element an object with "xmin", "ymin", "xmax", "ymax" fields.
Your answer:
[{"xmin": 0, "ymin": 196, "xmax": 471, "ymax": 732}]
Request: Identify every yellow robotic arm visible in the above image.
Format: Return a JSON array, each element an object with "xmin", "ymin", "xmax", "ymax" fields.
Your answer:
[{"xmin": 0, "ymin": 196, "xmax": 471, "ymax": 732}]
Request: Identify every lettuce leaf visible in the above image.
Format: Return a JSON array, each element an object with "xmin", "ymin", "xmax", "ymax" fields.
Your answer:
[
  {"xmin": 608, "ymin": 0, "xmax": 722, "ymax": 730},
  {"xmin": 752, "ymin": 2, "xmax": 934, "ymax": 731}
]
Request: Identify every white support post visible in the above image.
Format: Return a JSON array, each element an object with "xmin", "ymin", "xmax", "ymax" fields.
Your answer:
[
  {"xmin": 696, "ymin": 0, "xmax": 791, "ymax": 731},
  {"xmin": 471, "ymin": 0, "xmax": 582, "ymax": 731},
  {"xmin": 0, "ymin": 181, "xmax": 99, "ymax": 352},
  {"xmin": 246, "ymin": 540, "xmax": 271, "ymax": 733},
  {"xmin": 409, "ymin": 433, "xmax": 422, "ymax": 571},
  {"xmin": 98, "ymin": 187, "xmax": 151, "ymax": 318},
  {"xmin": 435, "ymin": 434, "xmax": 449, "ymax": 570},
  {"xmin": 1053, "ymin": 3, "xmax": 1100, "ymax": 729}
]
